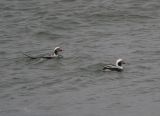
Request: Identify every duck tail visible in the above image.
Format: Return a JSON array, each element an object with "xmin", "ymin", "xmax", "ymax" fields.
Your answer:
[
  {"xmin": 103, "ymin": 66, "xmax": 109, "ymax": 70},
  {"xmin": 22, "ymin": 52, "xmax": 37, "ymax": 59}
]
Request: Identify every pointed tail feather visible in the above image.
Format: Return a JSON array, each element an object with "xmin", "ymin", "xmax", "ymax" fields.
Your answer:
[
  {"xmin": 103, "ymin": 66, "xmax": 109, "ymax": 70},
  {"xmin": 22, "ymin": 52, "xmax": 37, "ymax": 59}
]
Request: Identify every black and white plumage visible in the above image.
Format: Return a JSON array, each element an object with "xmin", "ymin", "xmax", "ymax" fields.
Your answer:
[
  {"xmin": 103, "ymin": 59, "xmax": 125, "ymax": 72},
  {"xmin": 51, "ymin": 47, "xmax": 63, "ymax": 58},
  {"xmin": 23, "ymin": 46, "xmax": 63, "ymax": 59}
]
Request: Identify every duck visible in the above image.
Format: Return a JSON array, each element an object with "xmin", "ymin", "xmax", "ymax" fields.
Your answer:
[
  {"xmin": 103, "ymin": 58, "xmax": 125, "ymax": 72},
  {"xmin": 23, "ymin": 46, "xmax": 63, "ymax": 59}
]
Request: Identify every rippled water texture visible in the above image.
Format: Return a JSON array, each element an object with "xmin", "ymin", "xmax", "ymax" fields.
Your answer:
[{"xmin": 0, "ymin": 0, "xmax": 160, "ymax": 116}]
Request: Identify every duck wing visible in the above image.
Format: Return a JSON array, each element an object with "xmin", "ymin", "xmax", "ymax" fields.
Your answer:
[{"xmin": 103, "ymin": 64, "xmax": 122, "ymax": 72}]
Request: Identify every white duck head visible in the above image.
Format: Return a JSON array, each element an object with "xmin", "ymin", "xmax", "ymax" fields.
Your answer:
[
  {"xmin": 52, "ymin": 47, "xmax": 63, "ymax": 57},
  {"xmin": 116, "ymin": 58, "xmax": 125, "ymax": 69}
]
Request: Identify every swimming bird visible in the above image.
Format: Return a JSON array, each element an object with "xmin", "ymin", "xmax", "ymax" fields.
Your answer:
[
  {"xmin": 103, "ymin": 58, "xmax": 125, "ymax": 72},
  {"xmin": 23, "ymin": 46, "xmax": 63, "ymax": 59}
]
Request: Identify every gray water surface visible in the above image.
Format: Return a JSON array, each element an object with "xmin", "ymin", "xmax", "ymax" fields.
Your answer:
[{"xmin": 1, "ymin": 0, "xmax": 160, "ymax": 116}]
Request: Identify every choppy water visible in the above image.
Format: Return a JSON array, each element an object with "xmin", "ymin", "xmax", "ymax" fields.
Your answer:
[{"xmin": 0, "ymin": 0, "xmax": 160, "ymax": 116}]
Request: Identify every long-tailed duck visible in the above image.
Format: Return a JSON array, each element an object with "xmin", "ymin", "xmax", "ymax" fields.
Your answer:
[
  {"xmin": 103, "ymin": 58, "xmax": 125, "ymax": 72},
  {"xmin": 23, "ymin": 46, "xmax": 63, "ymax": 59}
]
